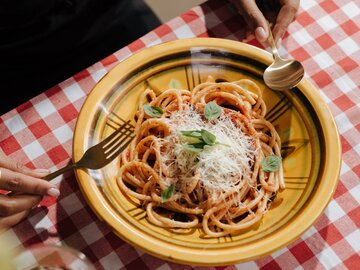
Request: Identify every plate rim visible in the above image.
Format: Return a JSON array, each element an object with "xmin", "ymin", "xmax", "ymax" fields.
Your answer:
[{"xmin": 73, "ymin": 37, "xmax": 342, "ymax": 266}]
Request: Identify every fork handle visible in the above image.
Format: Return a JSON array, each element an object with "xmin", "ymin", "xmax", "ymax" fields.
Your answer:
[{"xmin": 43, "ymin": 163, "xmax": 77, "ymax": 181}]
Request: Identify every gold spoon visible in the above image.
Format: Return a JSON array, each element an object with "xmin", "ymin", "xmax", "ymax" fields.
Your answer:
[{"xmin": 263, "ymin": 27, "xmax": 305, "ymax": 91}]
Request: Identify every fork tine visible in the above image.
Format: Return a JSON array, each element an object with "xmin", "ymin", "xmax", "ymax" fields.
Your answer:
[
  {"xmin": 103, "ymin": 124, "xmax": 134, "ymax": 151},
  {"xmin": 101, "ymin": 120, "xmax": 133, "ymax": 146},
  {"xmin": 100, "ymin": 123, "xmax": 126, "ymax": 145},
  {"xmin": 104, "ymin": 132, "xmax": 133, "ymax": 155},
  {"xmin": 105, "ymin": 135, "xmax": 135, "ymax": 162}
]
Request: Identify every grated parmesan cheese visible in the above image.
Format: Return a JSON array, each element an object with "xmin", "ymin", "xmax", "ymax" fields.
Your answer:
[{"xmin": 161, "ymin": 107, "xmax": 258, "ymax": 198}]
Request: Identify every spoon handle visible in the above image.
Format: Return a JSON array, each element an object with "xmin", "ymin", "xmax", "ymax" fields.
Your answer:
[{"xmin": 267, "ymin": 22, "xmax": 281, "ymax": 61}]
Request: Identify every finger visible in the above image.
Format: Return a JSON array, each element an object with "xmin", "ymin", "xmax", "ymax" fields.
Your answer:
[
  {"xmin": 0, "ymin": 151, "xmax": 50, "ymax": 178},
  {"xmin": 0, "ymin": 210, "xmax": 29, "ymax": 233},
  {"xmin": 273, "ymin": 1, "xmax": 299, "ymax": 42},
  {"xmin": 0, "ymin": 194, "xmax": 42, "ymax": 216},
  {"xmin": 0, "ymin": 168, "xmax": 60, "ymax": 197},
  {"xmin": 230, "ymin": 0, "xmax": 269, "ymax": 42}
]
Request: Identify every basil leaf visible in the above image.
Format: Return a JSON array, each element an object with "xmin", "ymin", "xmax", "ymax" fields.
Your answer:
[
  {"xmin": 204, "ymin": 101, "xmax": 222, "ymax": 121},
  {"xmin": 161, "ymin": 184, "xmax": 175, "ymax": 203},
  {"xmin": 143, "ymin": 104, "xmax": 163, "ymax": 118},
  {"xmin": 182, "ymin": 142, "xmax": 207, "ymax": 153},
  {"xmin": 180, "ymin": 130, "xmax": 202, "ymax": 139},
  {"xmin": 201, "ymin": 129, "xmax": 216, "ymax": 145},
  {"xmin": 168, "ymin": 79, "xmax": 182, "ymax": 89},
  {"xmin": 261, "ymin": 155, "xmax": 282, "ymax": 172}
]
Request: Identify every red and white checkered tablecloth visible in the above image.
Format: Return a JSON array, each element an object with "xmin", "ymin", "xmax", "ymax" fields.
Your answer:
[{"xmin": 0, "ymin": 0, "xmax": 359, "ymax": 269}]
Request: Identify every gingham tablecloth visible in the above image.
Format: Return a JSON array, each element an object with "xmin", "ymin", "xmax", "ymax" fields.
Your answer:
[{"xmin": 0, "ymin": 0, "xmax": 359, "ymax": 269}]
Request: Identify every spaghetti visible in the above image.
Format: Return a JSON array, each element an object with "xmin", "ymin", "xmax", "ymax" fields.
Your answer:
[{"xmin": 117, "ymin": 76, "xmax": 284, "ymax": 237}]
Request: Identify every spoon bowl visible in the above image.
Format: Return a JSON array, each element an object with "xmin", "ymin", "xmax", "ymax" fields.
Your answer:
[{"xmin": 263, "ymin": 27, "xmax": 305, "ymax": 91}]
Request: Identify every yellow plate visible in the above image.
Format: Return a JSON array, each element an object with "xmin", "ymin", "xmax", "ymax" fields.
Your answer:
[{"xmin": 73, "ymin": 38, "xmax": 341, "ymax": 266}]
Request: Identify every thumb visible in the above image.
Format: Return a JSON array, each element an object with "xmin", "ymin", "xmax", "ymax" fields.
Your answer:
[
  {"xmin": 231, "ymin": 0, "xmax": 269, "ymax": 42},
  {"xmin": 273, "ymin": 2, "xmax": 299, "ymax": 42}
]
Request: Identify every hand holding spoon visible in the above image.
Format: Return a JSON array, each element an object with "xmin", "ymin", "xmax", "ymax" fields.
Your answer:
[{"xmin": 263, "ymin": 27, "xmax": 305, "ymax": 91}]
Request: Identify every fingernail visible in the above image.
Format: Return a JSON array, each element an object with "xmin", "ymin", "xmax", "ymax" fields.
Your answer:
[
  {"xmin": 277, "ymin": 38, "xmax": 282, "ymax": 47},
  {"xmin": 255, "ymin": 27, "xmax": 267, "ymax": 42},
  {"xmin": 35, "ymin": 169, "xmax": 51, "ymax": 174},
  {"xmin": 47, "ymin": 188, "xmax": 60, "ymax": 198}
]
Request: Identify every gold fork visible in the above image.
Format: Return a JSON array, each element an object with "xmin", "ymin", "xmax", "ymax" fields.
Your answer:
[{"xmin": 44, "ymin": 120, "xmax": 135, "ymax": 181}]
